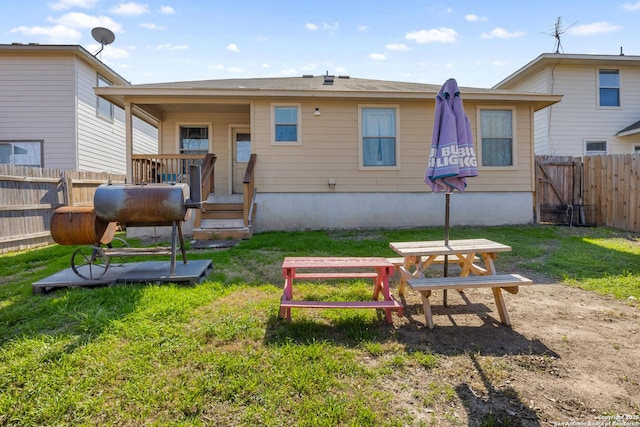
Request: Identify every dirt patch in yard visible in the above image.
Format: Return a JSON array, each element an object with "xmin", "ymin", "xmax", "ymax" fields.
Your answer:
[{"xmin": 387, "ymin": 278, "xmax": 640, "ymax": 426}]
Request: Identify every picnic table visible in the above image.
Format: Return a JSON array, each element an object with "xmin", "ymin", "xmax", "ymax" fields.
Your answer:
[
  {"xmin": 388, "ymin": 238, "xmax": 532, "ymax": 328},
  {"xmin": 278, "ymin": 257, "xmax": 404, "ymax": 324}
]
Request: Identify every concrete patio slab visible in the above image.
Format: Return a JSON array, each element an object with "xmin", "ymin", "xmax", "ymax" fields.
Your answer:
[{"xmin": 32, "ymin": 259, "xmax": 213, "ymax": 294}]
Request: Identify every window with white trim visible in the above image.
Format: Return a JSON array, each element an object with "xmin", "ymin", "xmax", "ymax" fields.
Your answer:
[
  {"xmin": 272, "ymin": 105, "xmax": 301, "ymax": 144},
  {"xmin": 97, "ymin": 75, "xmax": 114, "ymax": 121},
  {"xmin": 0, "ymin": 141, "xmax": 42, "ymax": 166},
  {"xmin": 360, "ymin": 107, "xmax": 397, "ymax": 167},
  {"xmin": 479, "ymin": 108, "xmax": 514, "ymax": 167},
  {"xmin": 634, "ymin": 145, "xmax": 640, "ymax": 154},
  {"xmin": 585, "ymin": 140, "xmax": 607, "ymax": 155},
  {"xmin": 599, "ymin": 69, "xmax": 620, "ymax": 107}
]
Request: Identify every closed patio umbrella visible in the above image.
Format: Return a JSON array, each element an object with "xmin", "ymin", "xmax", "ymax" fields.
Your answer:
[{"xmin": 425, "ymin": 78, "xmax": 478, "ymax": 302}]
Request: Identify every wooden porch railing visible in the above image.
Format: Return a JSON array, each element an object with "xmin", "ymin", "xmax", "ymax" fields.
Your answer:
[
  {"xmin": 243, "ymin": 153, "xmax": 257, "ymax": 227},
  {"xmin": 131, "ymin": 154, "xmax": 214, "ymax": 189}
]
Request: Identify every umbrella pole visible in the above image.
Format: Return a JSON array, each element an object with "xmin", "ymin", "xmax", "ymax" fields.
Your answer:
[{"xmin": 443, "ymin": 192, "xmax": 450, "ymax": 307}]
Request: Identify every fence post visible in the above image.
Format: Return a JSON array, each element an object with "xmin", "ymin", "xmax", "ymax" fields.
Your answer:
[{"xmin": 64, "ymin": 172, "xmax": 74, "ymax": 207}]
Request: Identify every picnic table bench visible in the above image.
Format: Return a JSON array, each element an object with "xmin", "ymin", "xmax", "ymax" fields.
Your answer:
[
  {"xmin": 279, "ymin": 257, "xmax": 404, "ymax": 324},
  {"xmin": 407, "ymin": 273, "xmax": 532, "ymax": 329}
]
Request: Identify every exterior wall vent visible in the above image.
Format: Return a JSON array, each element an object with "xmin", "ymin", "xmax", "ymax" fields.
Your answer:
[
  {"xmin": 302, "ymin": 74, "xmax": 313, "ymax": 78},
  {"xmin": 323, "ymin": 75, "xmax": 335, "ymax": 85}
]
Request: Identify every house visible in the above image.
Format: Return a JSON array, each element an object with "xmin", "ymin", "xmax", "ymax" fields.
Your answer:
[
  {"xmin": 0, "ymin": 44, "xmax": 157, "ymax": 172},
  {"xmin": 96, "ymin": 75, "xmax": 560, "ymax": 235},
  {"xmin": 493, "ymin": 52, "xmax": 640, "ymax": 156}
]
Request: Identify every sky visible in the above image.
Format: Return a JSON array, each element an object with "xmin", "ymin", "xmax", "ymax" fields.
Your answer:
[{"xmin": 3, "ymin": 0, "xmax": 640, "ymax": 88}]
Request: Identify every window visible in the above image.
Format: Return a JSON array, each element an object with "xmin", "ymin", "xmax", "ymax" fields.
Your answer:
[
  {"xmin": 599, "ymin": 69, "xmax": 620, "ymax": 107},
  {"xmin": 361, "ymin": 107, "xmax": 397, "ymax": 167},
  {"xmin": 97, "ymin": 75, "xmax": 114, "ymax": 120},
  {"xmin": 479, "ymin": 109, "xmax": 514, "ymax": 167},
  {"xmin": 585, "ymin": 140, "xmax": 607, "ymax": 155},
  {"xmin": 635, "ymin": 146, "xmax": 640, "ymax": 154},
  {"xmin": 0, "ymin": 141, "xmax": 42, "ymax": 166},
  {"xmin": 179, "ymin": 126, "xmax": 209, "ymax": 154},
  {"xmin": 273, "ymin": 105, "xmax": 300, "ymax": 144}
]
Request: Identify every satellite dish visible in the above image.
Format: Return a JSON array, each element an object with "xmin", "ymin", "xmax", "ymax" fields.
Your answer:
[{"xmin": 91, "ymin": 27, "xmax": 115, "ymax": 57}]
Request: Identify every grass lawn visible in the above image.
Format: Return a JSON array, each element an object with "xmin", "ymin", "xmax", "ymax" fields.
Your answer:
[{"xmin": 0, "ymin": 225, "xmax": 639, "ymax": 426}]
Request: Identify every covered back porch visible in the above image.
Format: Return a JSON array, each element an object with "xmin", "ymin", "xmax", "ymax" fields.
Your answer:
[{"xmin": 130, "ymin": 152, "xmax": 257, "ymax": 239}]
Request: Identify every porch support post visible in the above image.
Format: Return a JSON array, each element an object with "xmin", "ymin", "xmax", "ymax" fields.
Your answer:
[{"xmin": 124, "ymin": 101, "xmax": 133, "ymax": 183}]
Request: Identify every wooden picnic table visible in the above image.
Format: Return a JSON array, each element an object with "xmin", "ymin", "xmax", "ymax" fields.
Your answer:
[
  {"xmin": 388, "ymin": 238, "xmax": 531, "ymax": 328},
  {"xmin": 389, "ymin": 238, "xmax": 512, "ymax": 293},
  {"xmin": 279, "ymin": 257, "xmax": 403, "ymax": 324}
]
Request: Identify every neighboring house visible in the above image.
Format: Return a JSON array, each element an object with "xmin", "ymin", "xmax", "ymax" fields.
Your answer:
[
  {"xmin": 494, "ymin": 52, "xmax": 640, "ymax": 156},
  {"xmin": 0, "ymin": 44, "xmax": 157, "ymax": 172},
  {"xmin": 96, "ymin": 75, "xmax": 560, "ymax": 232}
]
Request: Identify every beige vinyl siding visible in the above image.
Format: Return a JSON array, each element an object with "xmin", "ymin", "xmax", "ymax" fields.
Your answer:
[
  {"xmin": 77, "ymin": 60, "xmax": 124, "ymax": 172},
  {"xmin": 76, "ymin": 60, "xmax": 157, "ymax": 174},
  {"xmin": 0, "ymin": 55, "xmax": 76, "ymax": 169},
  {"xmin": 507, "ymin": 61, "xmax": 640, "ymax": 156},
  {"xmin": 249, "ymin": 99, "xmax": 534, "ymax": 194}
]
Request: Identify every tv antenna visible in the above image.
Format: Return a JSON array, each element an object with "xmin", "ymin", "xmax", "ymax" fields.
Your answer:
[
  {"xmin": 91, "ymin": 27, "xmax": 115, "ymax": 58},
  {"xmin": 544, "ymin": 17, "xmax": 575, "ymax": 54}
]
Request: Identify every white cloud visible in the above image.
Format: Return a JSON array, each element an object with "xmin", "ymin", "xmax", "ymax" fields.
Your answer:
[
  {"xmin": 369, "ymin": 53, "xmax": 386, "ymax": 60},
  {"xmin": 491, "ymin": 60, "xmax": 510, "ymax": 66},
  {"xmin": 480, "ymin": 27, "xmax": 525, "ymax": 39},
  {"xmin": 208, "ymin": 64, "xmax": 225, "ymax": 70},
  {"xmin": 226, "ymin": 43, "xmax": 239, "ymax": 52},
  {"xmin": 10, "ymin": 24, "xmax": 81, "ymax": 43},
  {"xmin": 49, "ymin": 13, "xmax": 123, "ymax": 32},
  {"xmin": 305, "ymin": 23, "xmax": 318, "ymax": 30},
  {"xmin": 279, "ymin": 68, "xmax": 299, "ymax": 76},
  {"xmin": 385, "ymin": 43, "xmax": 410, "ymax": 51},
  {"xmin": 156, "ymin": 43, "xmax": 188, "ymax": 50},
  {"xmin": 140, "ymin": 23, "xmax": 164, "ymax": 30},
  {"xmin": 160, "ymin": 5, "xmax": 175, "ymax": 14},
  {"xmin": 623, "ymin": 1, "xmax": 640, "ymax": 10},
  {"xmin": 405, "ymin": 28, "xmax": 457, "ymax": 44},
  {"xmin": 111, "ymin": 2, "xmax": 149, "ymax": 16},
  {"xmin": 358, "ymin": 25, "xmax": 368, "ymax": 32},
  {"xmin": 227, "ymin": 66, "xmax": 243, "ymax": 73},
  {"xmin": 262, "ymin": 63, "xmax": 270, "ymax": 69},
  {"xmin": 323, "ymin": 22, "xmax": 338, "ymax": 30},
  {"xmin": 48, "ymin": 0, "xmax": 98, "ymax": 10},
  {"xmin": 568, "ymin": 21, "xmax": 622, "ymax": 35},
  {"xmin": 465, "ymin": 14, "xmax": 487, "ymax": 22}
]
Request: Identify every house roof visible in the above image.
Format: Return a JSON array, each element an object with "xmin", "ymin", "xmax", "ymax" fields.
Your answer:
[
  {"xmin": 96, "ymin": 75, "xmax": 561, "ymax": 119},
  {"xmin": 617, "ymin": 119, "xmax": 640, "ymax": 137},
  {"xmin": 493, "ymin": 52, "xmax": 640, "ymax": 89}
]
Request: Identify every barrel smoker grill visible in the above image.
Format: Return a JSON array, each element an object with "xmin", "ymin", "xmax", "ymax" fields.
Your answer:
[{"xmin": 50, "ymin": 167, "xmax": 203, "ymax": 280}]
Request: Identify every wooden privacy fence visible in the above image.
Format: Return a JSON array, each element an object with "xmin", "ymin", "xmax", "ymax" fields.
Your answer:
[
  {"xmin": 583, "ymin": 154, "xmax": 640, "ymax": 233},
  {"xmin": 0, "ymin": 165, "xmax": 125, "ymax": 254},
  {"xmin": 536, "ymin": 155, "xmax": 640, "ymax": 233}
]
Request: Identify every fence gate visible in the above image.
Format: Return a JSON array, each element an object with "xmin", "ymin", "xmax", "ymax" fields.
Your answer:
[{"xmin": 535, "ymin": 156, "xmax": 595, "ymax": 226}]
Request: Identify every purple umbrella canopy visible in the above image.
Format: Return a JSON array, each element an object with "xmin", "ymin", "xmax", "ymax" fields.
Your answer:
[{"xmin": 425, "ymin": 78, "xmax": 478, "ymax": 192}]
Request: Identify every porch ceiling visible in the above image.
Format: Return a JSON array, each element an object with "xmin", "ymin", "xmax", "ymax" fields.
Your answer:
[
  {"xmin": 131, "ymin": 102, "xmax": 250, "ymax": 119},
  {"xmin": 138, "ymin": 102, "xmax": 250, "ymax": 114}
]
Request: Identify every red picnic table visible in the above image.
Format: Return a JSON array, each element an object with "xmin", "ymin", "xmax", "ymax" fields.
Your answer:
[{"xmin": 278, "ymin": 257, "xmax": 404, "ymax": 324}]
